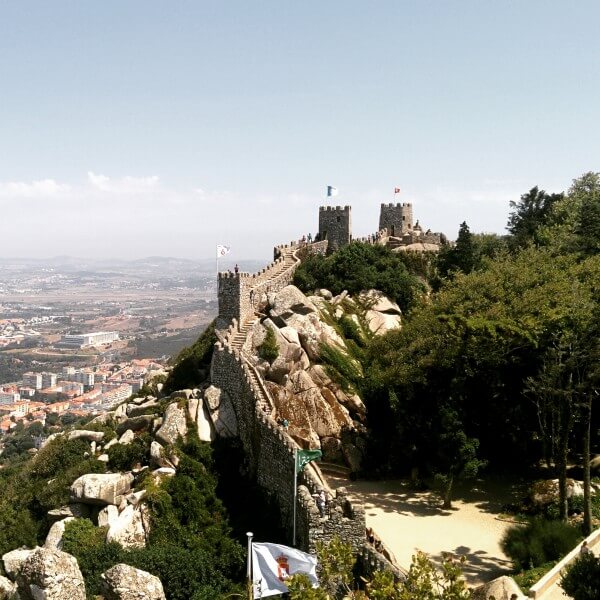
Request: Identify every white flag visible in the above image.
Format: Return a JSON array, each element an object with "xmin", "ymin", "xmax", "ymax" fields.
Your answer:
[
  {"xmin": 252, "ymin": 542, "xmax": 318, "ymax": 598},
  {"xmin": 216, "ymin": 244, "xmax": 230, "ymax": 258},
  {"xmin": 326, "ymin": 185, "xmax": 338, "ymax": 197}
]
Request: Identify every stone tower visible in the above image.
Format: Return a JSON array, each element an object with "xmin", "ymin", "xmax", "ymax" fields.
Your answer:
[
  {"xmin": 378, "ymin": 203, "xmax": 413, "ymax": 236},
  {"xmin": 319, "ymin": 205, "xmax": 352, "ymax": 252}
]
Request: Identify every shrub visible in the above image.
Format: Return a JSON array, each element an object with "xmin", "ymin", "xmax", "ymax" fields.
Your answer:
[
  {"xmin": 293, "ymin": 242, "xmax": 424, "ymax": 313},
  {"xmin": 107, "ymin": 435, "xmax": 150, "ymax": 471},
  {"xmin": 561, "ymin": 552, "xmax": 600, "ymax": 600},
  {"xmin": 501, "ymin": 518, "xmax": 581, "ymax": 570},
  {"xmin": 62, "ymin": 518, "xmax": 124, "ymax": 597},
  {"xmin": 319, "ymin": 342, "xmax": 363, "ymax": 392},
  {"xmin": 259, "ymin": 327, "xmax": 279, "ymax": 363},
  {"xmin": 164, "ymin": 321, "xmax": 216, "ymax": 393}
]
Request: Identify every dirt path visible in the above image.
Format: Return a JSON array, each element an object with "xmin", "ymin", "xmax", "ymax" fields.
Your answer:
[{"xmin": 328, "ymin": 477, "xmax": 523, "ymax": 586}]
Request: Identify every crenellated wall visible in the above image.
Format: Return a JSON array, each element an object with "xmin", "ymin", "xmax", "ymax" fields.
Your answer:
[{"xmin": 210, "ymin": 339, "xmax": 365, "ymax": 551}]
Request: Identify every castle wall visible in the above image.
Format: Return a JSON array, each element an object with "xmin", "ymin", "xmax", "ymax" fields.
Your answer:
[
  {"xmin": 210, "ymin": 342, "xmax": 364, "ymax": 551},
  {"xmin": 379, "ymin": 203, "xmax": 413, "ymax": 236},
  {"xmin": 319, "ymin": 206, "xmax": 351, "ymax": 252}
]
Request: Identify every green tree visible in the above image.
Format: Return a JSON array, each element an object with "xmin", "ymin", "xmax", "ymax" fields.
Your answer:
[
  {"xmin": 572, "ymin": 171, "xmax": 600, "ymax": 255},
  {"xmin": 561, "ymin": 552, "xmax": 600, "ymax": 600},
  {"xmin": 433, "ymin": 407, "xmax": 486, "ymax": 509},
  {"xmin": 259, "ymin": 326, "xmax": 279, "ymax": 363},
  {"xmin": 507, "ymin": 186, "xmax": 563, "ymax": 247}
]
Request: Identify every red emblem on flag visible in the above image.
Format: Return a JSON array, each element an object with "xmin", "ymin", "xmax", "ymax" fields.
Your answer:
[
  {"xmin": 394, "ymin": 187, "xmax": 401, "ymax": 194},
  {"xmin": 276, "ymin": 555, "xmax": 290, "ymax": 581}
]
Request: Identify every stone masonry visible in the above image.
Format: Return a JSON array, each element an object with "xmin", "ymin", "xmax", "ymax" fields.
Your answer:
[
  {"xmin": 379, "ymin": 203, "xmax": 413, "ymax": 237},
  {"xmin": 318, "ymin": 206, "xmax": 351, "ymax": 253}
]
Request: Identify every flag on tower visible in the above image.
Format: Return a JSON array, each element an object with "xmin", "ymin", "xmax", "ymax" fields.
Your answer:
[
  {"xmin": 394, "ymin": 187, "xmax": 401, "ymax": 194},
  {"xmin": 216, "ymin": 244, "xmax": 230, "ymax": 258},
  {"xmin": 326, "ymin": 186, "xmax": 338, "ymax": 198},
  {"xmin": 252, "ymin": 542, "xmax": 318, "ymax": 598}
]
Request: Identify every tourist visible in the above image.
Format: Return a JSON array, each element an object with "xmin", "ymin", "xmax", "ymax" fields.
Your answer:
[
  {"xmin": 234, "ymin": 264, "xmax": 239, "ymax": 274},
  {"xmin": 307, "ymin": 233, "xmax": 312, "ymax": 243},
  {"xmin": 282, "ymin": 418, "xmax": 289, "ymax": 429},
  {"xmin": 313, "ymin": 488, "xmax": 327, "ymax": 517},
  {"xmin": 580, "ymin": 540, "xmax": 590, "ymax": 555}
]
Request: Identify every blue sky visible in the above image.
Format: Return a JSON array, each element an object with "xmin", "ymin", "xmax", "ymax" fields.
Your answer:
[{"xmin": 1, "ymin": 1, "xmax": 599, "ymax": 259}]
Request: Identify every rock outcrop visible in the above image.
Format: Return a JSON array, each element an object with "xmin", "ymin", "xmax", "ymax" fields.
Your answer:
[
  {"xmin": 0, "ymin": 576, "xmax": 17, "ymax": 600},
  {"xmin": 106, "ymin": 505, "xmax": 149, "ymax": 549},
  {"xmin": 2, "ymin": 548, "xmax": 37, "ymax": 581},
  {"xmin": 101, "ymin": 564, "xmax": 165, "ymax": 600},
  {"xmin": 155, "ymin": 403, "xmax": 187, "ymax": 446},
  {"xmin": 17, "ymin": 548, "xmax": 86, "ymax": 600},
  {"xmin": 70, "ymin": 473, "xmax": 134, "ymax": 506},
  {"xmin": 203, "ymin": 386, "xmax": 238, "ymax": 437},
  {"xmin": 472, "ymin": 575, "xmax": 524, "ymax": 600},
  {"xmin": 44, "ymin": 517, "xmax": 74, "ymax": 550}
]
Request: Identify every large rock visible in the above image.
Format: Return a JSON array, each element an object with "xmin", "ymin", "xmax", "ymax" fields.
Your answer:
[
  {"xmin": 98, "ymin": 505, "xmax": 119, "ymax": 529},
  {"xmin": 127, "ymin": 399, "xmax": 159, "ymax": 418},
  {"xmin": 47, "ymin": 504, "xmax": 90, "ymax": 523},
  {"xmin": 18, "ymin": 548, "xmax": 85, "ymax": 600},
  {"xmin": 0, "ymin": 576, "xmax": 17, "ymax": 599},
  {"xmin": 115, "ymin": 416, "xmax": 154, "ymax": 436},
  {"xmin": 196, "ymin": 399, "xmax": 215, "ymax": 442},
  {"xmin": 150, "ymin": 441, "xmax": 174, "ymax": 469},
  {"xmin": 307, "ymin": 365, "xmax": 366, "ymax": 419},
  {"xmin": 472, "ymin": 575, "xmax": 524, "ymax": 600},
  {"xmin": 2, "ymin": 548, "xmax": 37, "ymax": 581},
  {"xmin": 358, "ymin": 290, "xmax": 402, "ymax": 335},
  {"xmin": 270, "ymin": 285, "xmax": 317, "ymax": 320},
  {"xmin": 101, "ymin": 564, "xmax": 165, "ymax": 600},
  {"xmin": 203, "ymin": 386, "xmax": 238, "ymax": 437},
  {"xmin": 284, "ymin": 312, "xmax": 346, "ymax": 360},
  {"xmin": 70, "ymin": 473, "xmax": 134, "ymax": 506},
  {"xmin": 106, "ymin": 505, "xmax": 149, "ymax": 549},
  {"xmin": 155, "ymin": 403, "xmax": 187, "ymax": 446},
  {"xmin": 44, "ymin": 517, "xmax": 74, "ymax": 550},
  {"xmin": 118, "ymin": 429, "xmax": 135, "ymax": 445},
  {"xmin": 67, "ymin": 430, "xmax": 105, "ymax": 443},
  {"xmin": 359, "ymin": 290, "xmax": 401, "ymax": 315},
  {"xmin": 530, "ymin": 478, "xmax": 587, "ymax": 507}
]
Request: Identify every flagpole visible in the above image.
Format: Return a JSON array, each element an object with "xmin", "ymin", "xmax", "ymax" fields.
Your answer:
[
  {"xmin": 246, "ymin": 531, "xmax": 253, "ymax": 600},
  {"xmin": 293, "ymin": 448, "xmax": 298, "ymax": 547}
]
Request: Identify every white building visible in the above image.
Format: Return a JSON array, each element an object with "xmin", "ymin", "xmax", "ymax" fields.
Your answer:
[{"xmin": 58, "ymin": 331, "xmax": 119, "ymax": 349}]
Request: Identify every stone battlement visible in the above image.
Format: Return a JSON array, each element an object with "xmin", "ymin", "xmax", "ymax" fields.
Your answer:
[
  {"xmin": 319, "ymin": 205, "xmax": 351, "ymax": 212},
  {"xmin": 380, "ymin": 202, "xmax": 412, "ymax": 208}
]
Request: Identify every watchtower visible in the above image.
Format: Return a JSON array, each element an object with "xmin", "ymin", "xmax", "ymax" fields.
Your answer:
[
  {"xmin": 319, "ymin": 205, "xmax": 351, "ymax": 252},
  {"xmin": 379, "ymin": 203, "xmax": 413, "ymax": 236}
]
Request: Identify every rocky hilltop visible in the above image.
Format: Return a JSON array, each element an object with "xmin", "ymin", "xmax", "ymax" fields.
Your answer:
[{"xmin": 244, "ymin": 285, "xmax": 401, "ymax": 468}]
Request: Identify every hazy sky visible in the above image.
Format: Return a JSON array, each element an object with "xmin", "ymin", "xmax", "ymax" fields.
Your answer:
[{"xmin": 1, "ymin": 1, "xmax": 599, "ymax": 260}]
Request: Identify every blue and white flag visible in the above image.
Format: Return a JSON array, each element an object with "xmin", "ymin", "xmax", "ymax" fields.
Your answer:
[
  {"xmin": 252, "ymin": 542, "xmax": 318, "ymax": 598},
  {"xmin": 326, "ymin": 185, "xmax": 338, "ymax": 198}
]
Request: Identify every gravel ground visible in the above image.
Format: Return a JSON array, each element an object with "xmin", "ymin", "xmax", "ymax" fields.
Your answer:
[{"xmin": 328, "ymin": 476, "xmax": 522, "ymax": 586}]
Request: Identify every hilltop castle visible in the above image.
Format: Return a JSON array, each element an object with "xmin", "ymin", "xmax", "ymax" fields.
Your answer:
[{"xmin": 318, "ymin": 202, "xmax": 446, "ymax": 252}]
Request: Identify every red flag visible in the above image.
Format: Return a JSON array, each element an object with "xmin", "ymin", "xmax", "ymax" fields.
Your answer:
[{"xmin": 394, "ymin": 187, "xmax": 401, "ymax": 194}]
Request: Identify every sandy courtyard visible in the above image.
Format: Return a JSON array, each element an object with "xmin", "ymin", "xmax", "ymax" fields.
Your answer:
[{"xmin": 328, "ymin": 477, "xmax": 521, "ymax": 586}]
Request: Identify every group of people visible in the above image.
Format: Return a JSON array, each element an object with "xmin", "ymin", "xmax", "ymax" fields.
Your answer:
[{"xmin": 300, "ymin": 233, "xmax": 313, "ymax": 244}]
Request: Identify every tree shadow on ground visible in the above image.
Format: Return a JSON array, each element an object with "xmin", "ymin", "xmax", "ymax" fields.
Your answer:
[
  {"xmin": 330, "ymin": 476, "xmax": 527, "ymax": 518},
  {"xmin": 431, "ymin": 545, "xmax": 513, "ymax": 586}
]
